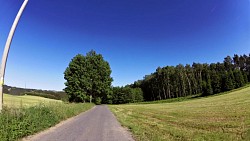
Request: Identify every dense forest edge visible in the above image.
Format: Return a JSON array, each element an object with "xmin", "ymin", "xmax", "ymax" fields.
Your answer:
[
  {"xmin": 114, "ymin": 53, "xmax": 250, "ymax": 104},
  {"xmin": 3, "ymin": 85, "xmax": 67, "ymax": 101},
  {"xmin": 136, "ymin": 84, "xmax": 250, "ymax": 104}
]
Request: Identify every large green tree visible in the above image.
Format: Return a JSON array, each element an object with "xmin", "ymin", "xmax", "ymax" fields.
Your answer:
[{"xmin": 64, "ymin": 50, "xmax": 113, "ymax": 103}]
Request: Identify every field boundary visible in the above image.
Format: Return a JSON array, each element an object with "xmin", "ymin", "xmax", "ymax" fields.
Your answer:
[{"xmin": 22, "ymin": 106, "xmax": 96, "ymax": 141}]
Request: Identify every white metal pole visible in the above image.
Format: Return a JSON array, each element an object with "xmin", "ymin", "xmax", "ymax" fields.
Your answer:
[{"xmin": 0, "ymin": 0, "xmax": 29, "ymax": 112}]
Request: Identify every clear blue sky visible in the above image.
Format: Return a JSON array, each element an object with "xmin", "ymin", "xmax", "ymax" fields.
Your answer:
[{"xmin": 0, "ymin": 0, "xmax": 250, "ymax": 91}]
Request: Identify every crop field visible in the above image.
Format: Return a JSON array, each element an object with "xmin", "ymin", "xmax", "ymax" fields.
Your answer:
[
  {"xmin": 3, "ymin": 94, "xmax": 61, "ymax": 107},
  {"xmin": 109, "ymin": 86, "xmax": 250, "ymax": 141}
]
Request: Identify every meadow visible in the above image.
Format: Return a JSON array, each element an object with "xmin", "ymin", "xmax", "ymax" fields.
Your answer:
[
  {"xmin": 3, "ymin": 94, "xmax": 61, "ymax": 107},
  {"xmin": 109, "ymin": 86, "xmax": 250, "ymax": 141},
  {"xmin": 0, "ymin": 94, "xmax": 94, "ymax": 141}
]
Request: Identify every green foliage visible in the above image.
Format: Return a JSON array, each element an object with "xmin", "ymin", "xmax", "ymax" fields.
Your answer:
[
  {"xmin": 210, "ymin": 70, "xmax": 221, "ymax": 94},
  {"xmin": 243, "ymin": 71, "xmax": 248, "ymax": 84},
  {"xmin": 233, "ymin": 69, "xmax": 245, "ymax": 88},
  {"xmin": 224, "ymin": 55, "xmax": 233, "ymax": 71},
  {"xmin": 132, "ymin": 88, "xmax": 144, "ymax": 102},
  {"xmin": 202, "ymin": 66, "xmax": 213, "ymax": 96},
  {"xmin": 0, "ymin": 103, "xmax": 94, "ymax": 141},
  {"xmin": 112, "ymin": 87, "xmax": 144, "ymax": 104},
  {"xmin": 202, "ymin": 80, "xmax": 213, "ymax": 96},
  {"xmin": 135, "ymin": 53, "xmax": 250, "ymax": 102},
  {"xmin": 222, "ymin": 71, "xmax": 235, "ymax": 91},
  {"xmin": 64, "ymin": 50, "xmax": 113, "ymax": 103},
  {"xmin": 94, "ymin": 97, "xmax": 102, "ymax": 105}
]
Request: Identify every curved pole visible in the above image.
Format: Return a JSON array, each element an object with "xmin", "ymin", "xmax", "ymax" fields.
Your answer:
[{"xmin": 0, "ymin": 0, "xmax": 29, "ymax": 112}]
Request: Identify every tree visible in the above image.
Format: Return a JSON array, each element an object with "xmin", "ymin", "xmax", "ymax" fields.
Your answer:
[
  {"xmin": 132, "ymin": 88, "xmax": 144, "ymax": 102},
  {"xmin": 239, "ymin": 55, "xmax": 246, "ymax": 71},
  {"xmin": 185, "ymin": 64, "xmax": 194, "ymax": 96},
  {"xmin": 202, "ymin": 81, "xmax": 211, "ymax": 96},
  {"xmin": 233, "ymin": 69, "xmax": 245, "ymax": 88},
  {"xmin": 243, "ymin": 71, "xmax": 248, "ymax": 84},
  {"xmin": 64, "ymin": 50, "xmax": 113, "ymax": 103},
  {"xmin": 222, "ymin": 72, "xmax": 234, "ymax": 91},
  {"xmin": 224, "ymin": 56, "xmax": 233, "ymax": 71},
  {"xmin": 247, "ymin": 54, "xmax": 250, "ymax": 81},
  {"xmin": 111, "ymin": 86, "xmax": 143, "ymax": 104},
  {"xmin": 201, "ymin": 64, "xmax": 213, "ymax": 96},
  {"xmin": 192, "ymin": 63, "xmax": 203, "ymax": 93},
  {"xmin": 210, "ymin": 70, "xmax": 221, "ymax": 94}
]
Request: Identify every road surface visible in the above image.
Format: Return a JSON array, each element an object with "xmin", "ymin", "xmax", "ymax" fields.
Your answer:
[{"xmin": 23, "ymin": 105, "xmax": 134, "ymax": 141}]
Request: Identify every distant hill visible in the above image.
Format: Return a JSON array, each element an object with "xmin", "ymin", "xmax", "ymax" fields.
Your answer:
[{"xmin": 3, "ymin": 85, "xmax": 67, "ymax": 100}]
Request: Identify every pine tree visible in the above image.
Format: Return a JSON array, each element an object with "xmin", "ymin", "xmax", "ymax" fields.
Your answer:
[
  {"xmin": 224, "ymin": 56, "xmax": 233, "ymax": 71},
  {"xmin": 233, "ymin": 69, "xmax": 245, "ymax": 88},
  {"xmin": 201, "ymin": 65, "xmax": 213, "ymax": 96},
  {"xmin": 210, "ymin": 70, "xmax": 221, "ymax": 94},
  {"xmin": 228, "ymin": 70, "xmax": 236, "ymax": 88},
  {"xmin": 242, "ymin": 71, "xmax": 248, "ymax": 84},
  {"xmin": 222, "ymin": 72, "xmax": 234, "ymax": 91}
]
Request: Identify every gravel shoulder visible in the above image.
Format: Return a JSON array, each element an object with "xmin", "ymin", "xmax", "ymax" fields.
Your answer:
[{"xmin": 23, "ymin": 105, "xmax": 134, "ymax": 141}]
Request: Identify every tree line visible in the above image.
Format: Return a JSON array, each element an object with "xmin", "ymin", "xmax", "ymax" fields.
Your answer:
[
  {"xmin": 3, "ymin": 85, "xmax": 67, "ymax": 100},
  {"xmin": 110, "ymin": 86, "xmax": 143, "ymax": 104},
  {"xmin": 64, "ymin": 51, "xmax": 250, "ymax": 104},
  {"xmin": 131, "ymin": 54, "xmax": 250, "ymax": 101}
]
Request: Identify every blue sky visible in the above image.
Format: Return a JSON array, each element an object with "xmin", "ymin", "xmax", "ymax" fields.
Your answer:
[{"xmin": 0, "ymin": 0, "xmax": 250, "ymax": 91}]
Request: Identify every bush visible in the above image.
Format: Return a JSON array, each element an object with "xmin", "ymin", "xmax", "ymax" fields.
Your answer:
[
  {"xmin": 112, "ymin": 87, "xmax": 144, "ymax": 104},
  {"xmin": 95, "ymin": 97, "xmax": 102, "ymax": 105}
]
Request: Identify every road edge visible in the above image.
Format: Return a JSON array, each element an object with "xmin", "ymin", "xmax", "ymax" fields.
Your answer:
[
  {"xmin": 22, "ymin": 105, "xmax": 96, "ymax": 141},
  {"xmin": 107, "ymin": 105, "xmax": 135, "ymax": 141}
]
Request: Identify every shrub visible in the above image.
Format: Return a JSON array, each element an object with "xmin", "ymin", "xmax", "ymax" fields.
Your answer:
[{"xmin": 95, "ymin": 97, "xmax": 102, "ymax": 105}]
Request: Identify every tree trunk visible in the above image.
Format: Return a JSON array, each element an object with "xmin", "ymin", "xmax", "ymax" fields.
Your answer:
[{"xmin": 162, "ymin": 86, "xmax": 166, "ymax": 99}]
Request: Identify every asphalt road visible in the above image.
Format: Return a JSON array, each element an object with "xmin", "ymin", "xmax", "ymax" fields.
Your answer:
[{"xmin": 23, "ymin": 105, "xmax": 134, "ymax": 141}]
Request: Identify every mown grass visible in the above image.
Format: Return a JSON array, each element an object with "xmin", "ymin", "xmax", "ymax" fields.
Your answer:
[
  {"xmin": 109, "ymin": 86, "xmax": 250, "ymax": 141},
  {"xmin": 0, "ymin": 94, "xmax": 94, "ymax": 141}
]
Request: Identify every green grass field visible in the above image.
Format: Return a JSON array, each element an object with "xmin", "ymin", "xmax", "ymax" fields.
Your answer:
[
  {"xmin": 109, "ymin": 86, "xmax": 250, "ymax": 141},
  {"xmin": 3, "ymin": 94, "xmax": 61, "ymax": 107}
]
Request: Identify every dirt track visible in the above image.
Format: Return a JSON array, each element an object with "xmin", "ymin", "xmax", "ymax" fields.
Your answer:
[{"xmin": 23, "ymin": 105, "xmax": 134, "ymax": 141}]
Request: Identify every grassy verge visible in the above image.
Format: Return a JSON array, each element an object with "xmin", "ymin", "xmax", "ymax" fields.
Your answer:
[
  {"xmin": 0, "ymin": 102, "xmax": 94, "ymax": 141},
  {"xmin": 109, "ymin": 86, "xmax": 250, "ymax": 141}
]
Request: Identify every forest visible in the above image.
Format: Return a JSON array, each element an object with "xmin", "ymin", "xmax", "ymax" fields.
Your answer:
[{"xmin": 129, "ymin": 54, "xmax": 250, "ymax": 102}]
